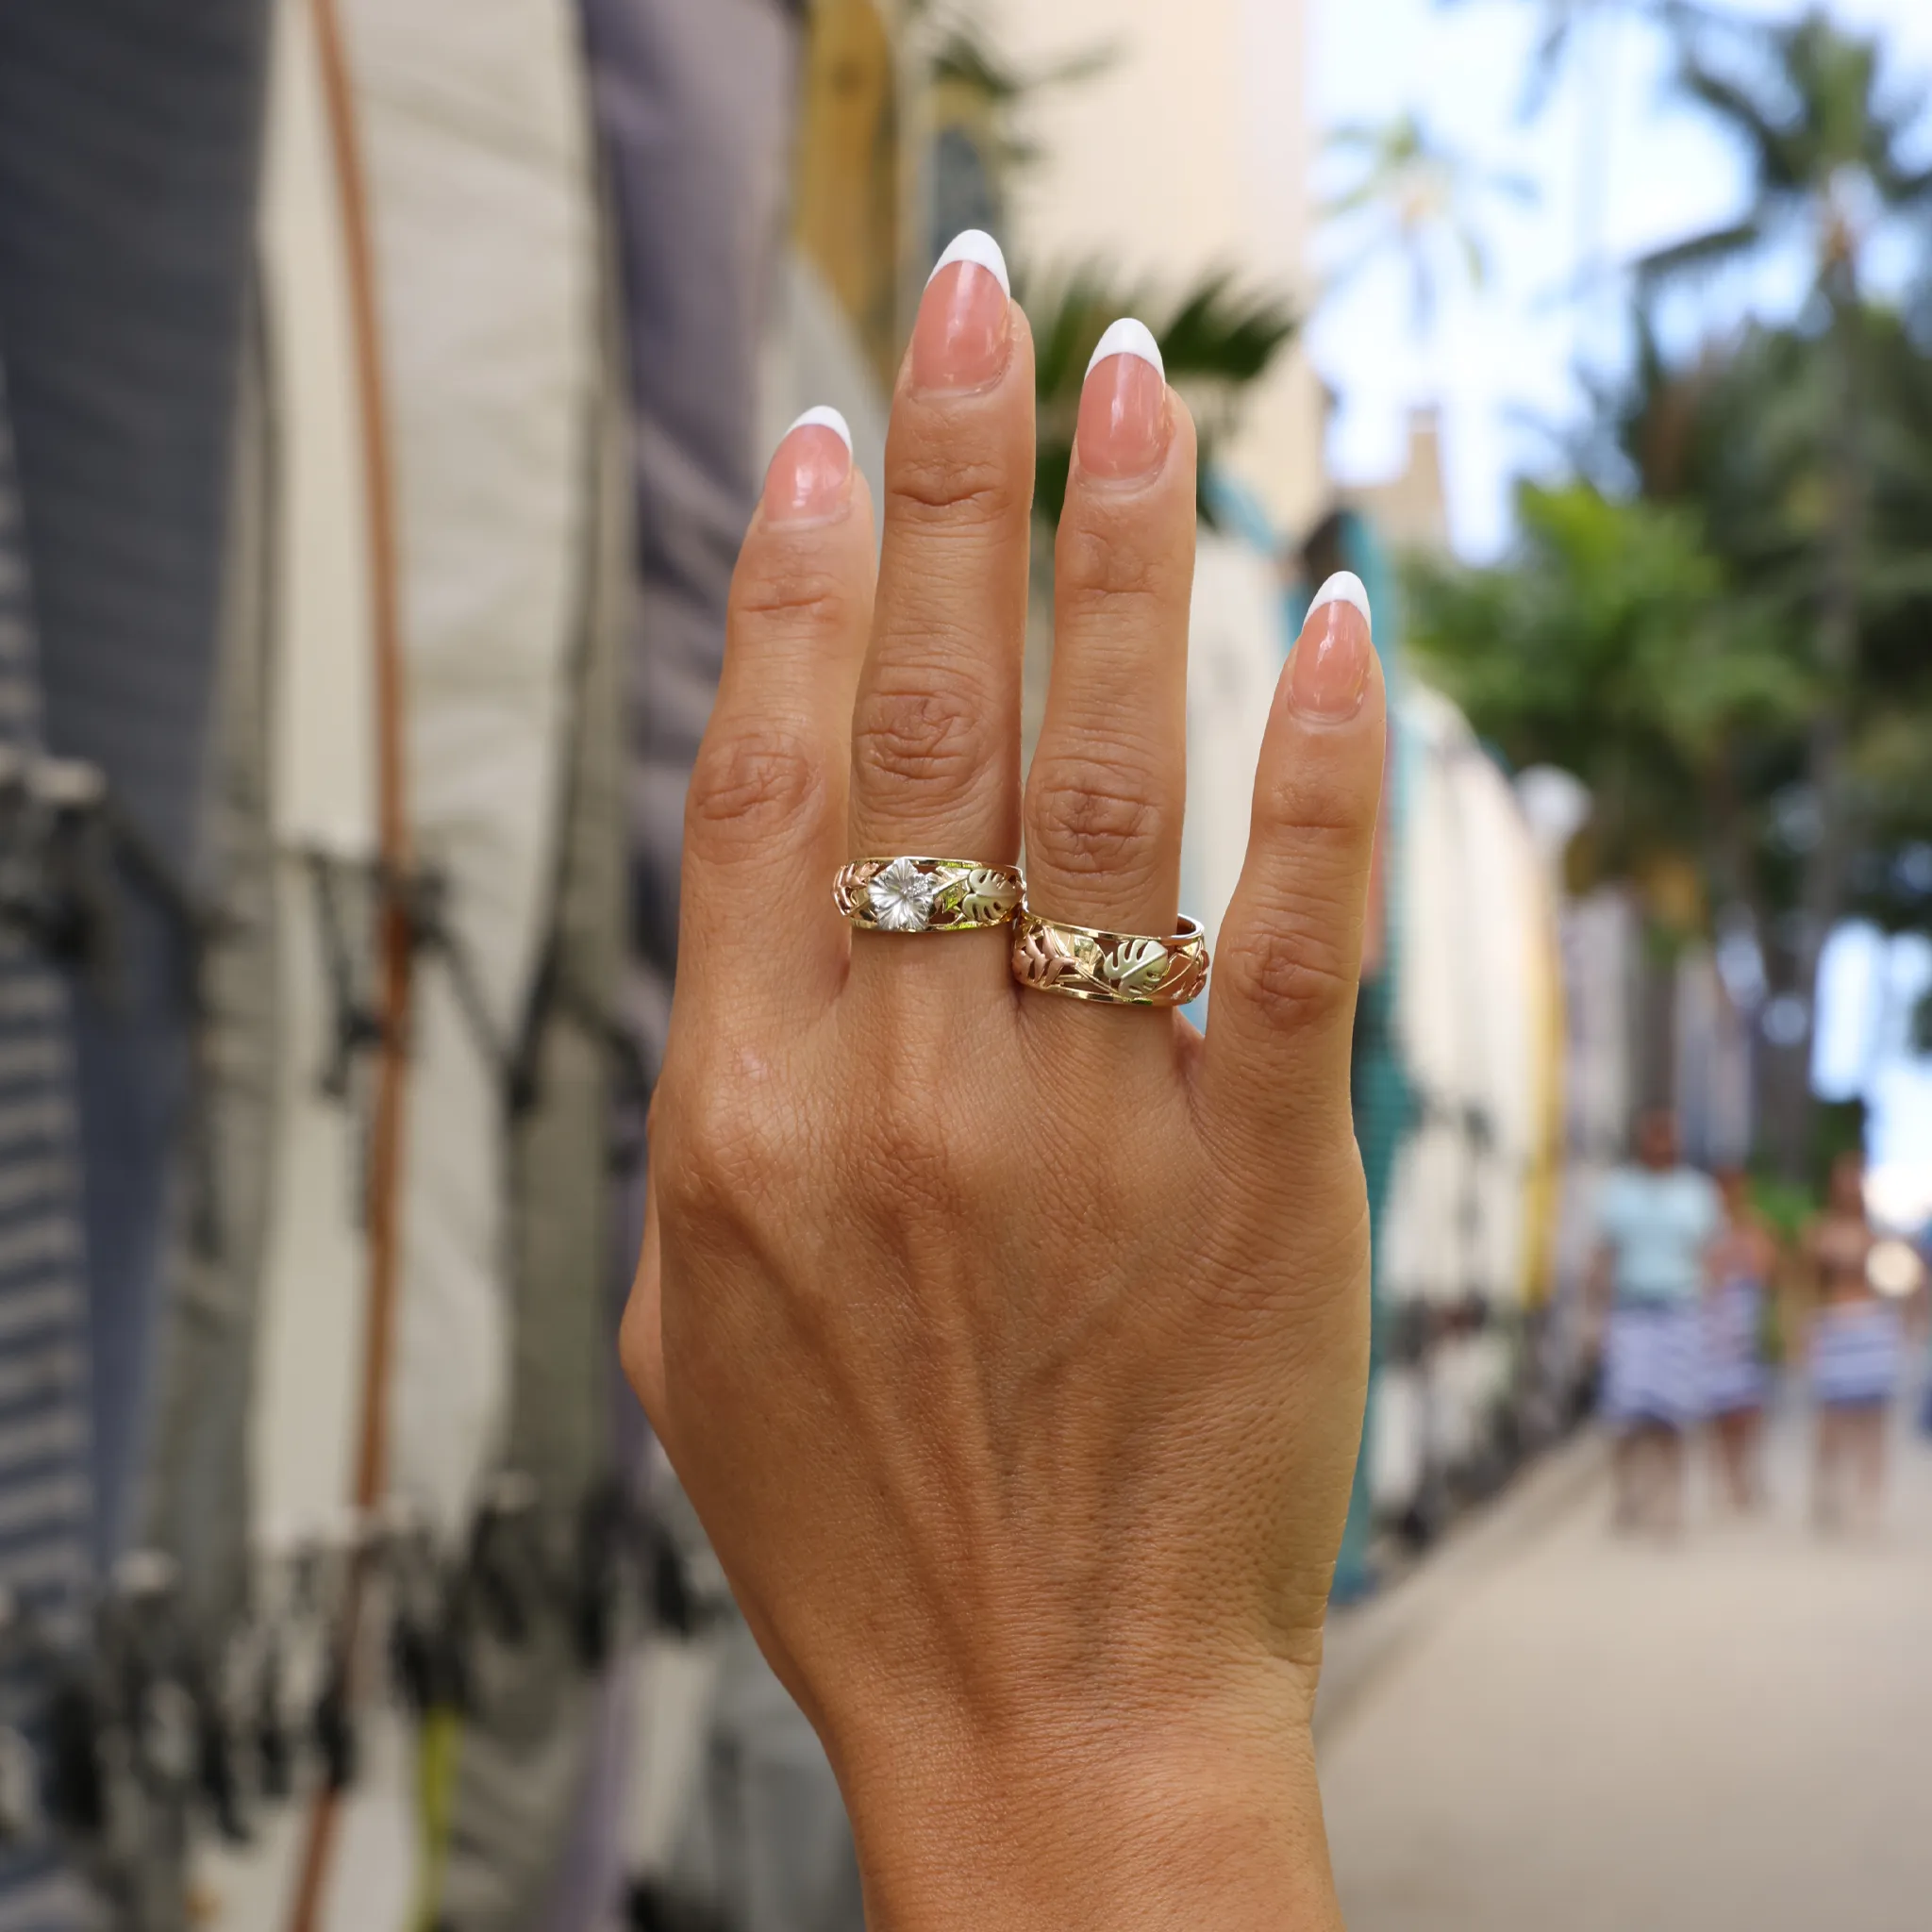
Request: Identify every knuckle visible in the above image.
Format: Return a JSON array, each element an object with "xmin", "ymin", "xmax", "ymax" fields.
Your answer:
[
  {"xmin": 1215, "ymin": 908, "xmax": 1358, "ymax": 1031},
  {"xmin": 657, "ymin": 1081, "xmax": 799, "ymax": 1227},
  {"xmin": 852, "ymin": 674, "xmax": 991, "ymax": 799},
  {"xmin": 884, "ymin": 430, "xmax": 1020, "ymax": 533},
  {"xmin": 1253, "ymin": 763, "xmax": 1372, "ymax": 849},
  {"xmin": 888, "ymin": 443, "xmax": 1017, "ymax": 531},
  {"xmin": 1057, "ymin": 515, "xmax": 1179, "ymax": 611},
  {"xmin": 1027, "ymin": 751, "xmax": 1169, "ymax": 884},
  {"xmin": 685, "ymin": 725, "xmax": 824, "ymax": 858},
  {"xmin": 731, "ymin": 552, "xmax": 859, "ymax": 636}
]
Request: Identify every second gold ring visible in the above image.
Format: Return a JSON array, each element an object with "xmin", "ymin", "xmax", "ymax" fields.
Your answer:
[{"xmin": 1010, "ymin": 908, "xmax": 1209, "ymax": 1007}]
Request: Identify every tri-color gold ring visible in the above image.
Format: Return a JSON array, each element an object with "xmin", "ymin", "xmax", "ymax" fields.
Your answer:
[
  {"xmin": 834, "ymin": 857, "xmax": 1024, "ymax": 934},
  {"xmin": 834, "ymin": 858, "xmax": 1209, "ymax": 1008},
  {"xmin": 1009, "ymin": 908, "xmax": 1209, "ymax": 1008}
]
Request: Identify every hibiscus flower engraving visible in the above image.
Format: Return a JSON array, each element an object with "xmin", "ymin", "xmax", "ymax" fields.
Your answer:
[{"xmin": 867, "ymin": 858, "xmax": 940, "ymax": 932}]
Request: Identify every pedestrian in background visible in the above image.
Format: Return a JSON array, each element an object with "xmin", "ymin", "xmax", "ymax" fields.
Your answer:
[
  {"xmin": 1701, "ymin": 1167, "xmax": 1779, "ymax": 1510},
  {"xmin": 1590, "ymin": 1108, "xmax": 1723, "ymax": 1535},
  {"xmin": 1803, "ymin": 1151, "xmax": 1903, "ymax": 1533}
]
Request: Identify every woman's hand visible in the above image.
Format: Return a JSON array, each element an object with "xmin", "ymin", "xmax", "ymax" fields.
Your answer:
[{"xmin": 622, "ymin": 234, "xmax": 1383, "ymax": 1931}]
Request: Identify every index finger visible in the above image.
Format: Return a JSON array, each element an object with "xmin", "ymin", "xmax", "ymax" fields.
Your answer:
[{"xmin": 675, "ymin": 409, "xmax": 876, "ymax": 1032}]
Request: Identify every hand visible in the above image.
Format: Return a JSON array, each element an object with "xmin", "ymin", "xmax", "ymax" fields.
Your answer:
[{"xmin": 623, "ymin": 236, "xmax": 1384, "ymax": 1930}]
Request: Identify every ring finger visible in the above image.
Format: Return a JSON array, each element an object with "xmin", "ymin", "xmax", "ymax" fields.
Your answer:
[{"xmin": 1021, "ymin": 321, "xmax": 1197, "ymax": 1019}]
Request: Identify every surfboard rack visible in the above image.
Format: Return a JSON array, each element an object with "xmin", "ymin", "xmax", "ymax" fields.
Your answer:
[{"xmin": 0, "ymin": 1468, "xmax": 689, "ymax": 1903}]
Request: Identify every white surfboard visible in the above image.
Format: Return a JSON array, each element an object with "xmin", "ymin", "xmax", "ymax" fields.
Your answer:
[
  {"xmin": 1383, "ymin": 687, "xmax": 1466, "ymax": 1310},
  {"xmin": 1380, "ymin": 683, "xmax": 1555, "ymax": 1510},
  {"xmin": 1378, "ymin": 688, "xmax": 1465, "ymax": 1520},
  {"xmin": 193, "ymin": 2, "xmax": 402, "ymax": 1924},
  {"xmin": 1438, "ymin": 695, "xmax": 1541, "ymax": 1480},
  {"xmin": 1182, "ymin": 527, "xmax": 1288, "ymax": 970},
  {"xmin": 344, "ymin": 0, "xmax": 594, "ymax": 1550},
  {"xmin": 1450, "ymin": 719, "xmax": 1539, "ymax": 1461},
  {"xmin": 334, "ymin": 3, "xmax": 600, "ymax": 1924}
]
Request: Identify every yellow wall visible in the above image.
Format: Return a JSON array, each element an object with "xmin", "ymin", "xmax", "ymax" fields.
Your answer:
[{"xmin": 792, "ymin": 0, "xmax": 902, "ymax": 391}]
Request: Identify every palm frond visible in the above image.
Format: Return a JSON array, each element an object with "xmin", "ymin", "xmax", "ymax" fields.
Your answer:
[
  {"xmin": 1458, "ymin": 225, "xmax": 1489, "ymax": 291},
  {"xmin": 1636, "ymin": 216, "xmax": 1767, "ymax": 284},
  {"xmin": 930, "ymin": 25, "xmax": 1120, "ymax": 103},
  {"xmin": 1158, "ymin": 272, "xmax": 1299, "ymax": 383},
  {"xmin": 1874, "ymin": 158, "xmax": 1932, "ymax": 207},
  {"xmin": 1019, "ymin": 262, "xmax": 1297, "ymax": 528},
  {"xmin": 1319, "ymin": 180, "xmax": 1393, "ymax": 222},
  {"xmin": 1676, "ymin": 59, "xmax": 1808, "ymax": 192}
]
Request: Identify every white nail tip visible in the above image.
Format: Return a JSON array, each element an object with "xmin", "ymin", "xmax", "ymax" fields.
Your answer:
[
  {"xmin": 1307, "ymin": 570, "xmax": 1372, "ymax": 629},
  {"xmin": 927, "ymin": 229, "xmax": 1010, "ymax": 297},
  {"xmin": 1086, "ymin": 317, "xmax": 1164, "ymax": 381},
  {"xmin": 786, "ymin": 406, "xmax": 853, "ymax": 453}
]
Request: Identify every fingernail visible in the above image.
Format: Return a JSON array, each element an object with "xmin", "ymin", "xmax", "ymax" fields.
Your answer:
[
  {"xmin": 1287, "ymin": 572, "xmax": 1373, "ymax": 721},
  {"xmin": 762, "ymin": 407, "xmax": 853, "ymax": 526},
  {"xmin": 1076, "ymin": 318, "xmax": 1169, "ymax": 480},
  {"xmin": 911, "ymin": 229, "xmax": 1011, "ymax": 392}
]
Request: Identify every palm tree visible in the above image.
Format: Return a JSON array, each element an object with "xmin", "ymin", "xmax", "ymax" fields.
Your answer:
[
  {"xmin": 1638, "ymin": 9, "xmax": 1932, "ymax": 1175},
  {"xmin": 1321, "ymin": 111, "xmax": 1534, "ymax": 341},
  {"xmin": 1441, "ymin": 0, "xmax": 1652, "ymax": 115},
  {"xmin": 1019, "ymin": 264, "xmax": 1298, "ymax": 530},
  {"xmin": 1491, "ymin": 0, "xmax": 1641, "ymax": 334}
]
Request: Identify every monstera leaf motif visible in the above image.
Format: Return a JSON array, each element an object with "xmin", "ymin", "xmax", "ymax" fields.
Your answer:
[
  {"xmin": 1101, "ymin": 937, "xmax": 1170, "ymax": 996},
  {"xmin": 940, "ymin": 867, "xmax": 1018, "ymax": 924}
]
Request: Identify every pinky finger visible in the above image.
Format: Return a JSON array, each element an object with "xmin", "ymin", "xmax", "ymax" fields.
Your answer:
[{"xmin": 1198, "ymin": 574, "xmax": 1386, "ymax": 1164}]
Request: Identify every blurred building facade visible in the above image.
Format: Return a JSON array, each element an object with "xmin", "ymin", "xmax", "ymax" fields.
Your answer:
[
  {"xmin": 1341, "ymin": 404, "xmax": 1451, "ymax": 557},
  {"xmin": 994, "ymin": 0, "xmax": 1328, "ymax": 536}
]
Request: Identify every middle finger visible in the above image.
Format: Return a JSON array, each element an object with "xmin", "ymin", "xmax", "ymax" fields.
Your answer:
[{"xmin": 847, "ymin": 232, "xmax": 1035, "ymax": 933}]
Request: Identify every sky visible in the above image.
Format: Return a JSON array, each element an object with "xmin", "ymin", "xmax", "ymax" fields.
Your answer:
[
  {"xmin": 1307, "ymin": 0, "xmax": 1932, "ymax": 1194},
  {"xmin": 1310, "ymin": 0, "xmax": 1932, "ymax": 559}
]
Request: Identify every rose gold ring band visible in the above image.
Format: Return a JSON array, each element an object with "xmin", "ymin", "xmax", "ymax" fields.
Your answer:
[{"xmin": 1009, "ymin": 908, "xmax": 1209, "ymax": 1007}]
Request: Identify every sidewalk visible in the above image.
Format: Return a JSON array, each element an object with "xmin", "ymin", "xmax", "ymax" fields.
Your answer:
[{"xmin": 1317, "ymin": 1393, "xmax": 1932, "ymax": 1932}]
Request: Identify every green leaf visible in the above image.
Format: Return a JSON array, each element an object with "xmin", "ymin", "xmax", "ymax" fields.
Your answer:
[
  {"xmin": 940, "ymin": 867, "xmax": 1018, "ymax": 924},
  {"xmin": 1101, "ymin": 938, "xmax": 1171, "ymax": 996}
]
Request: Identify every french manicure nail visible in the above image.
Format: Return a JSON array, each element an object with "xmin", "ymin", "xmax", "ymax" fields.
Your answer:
[
  {"xmin": 1287, "ymin": 572, "xmax": 1373, "ymax": 721},
  {"xmin": 1077, "ymin": 318, "xmax": 1170, "ymax": 480},
  {"xmin": 762, "ymin": 407, "xmax": 854, "ymax": 525},
  {"xmin": 912, "ymin": 229, "xmax": 1012, "ymax": 392}
]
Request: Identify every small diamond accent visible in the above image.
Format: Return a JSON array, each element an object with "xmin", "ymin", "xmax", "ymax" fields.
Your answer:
[{"xmin": 868, "ymin": 858, "xmax": 939, "ymax": 932}]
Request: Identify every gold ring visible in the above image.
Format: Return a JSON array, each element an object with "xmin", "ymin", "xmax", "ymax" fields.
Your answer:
[
  {"xmin": 835, "ymin": 858, "xmax": 1024, "ymax": 934},
  {"xmin": 1010, "ymin": 908, "xmax": 1209, "ymax": 1006}
]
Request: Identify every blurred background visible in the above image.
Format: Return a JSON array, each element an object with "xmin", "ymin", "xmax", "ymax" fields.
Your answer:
[{"xmin": 0, "ymin": 0, "xmax": 1925, "ymax": 1927}]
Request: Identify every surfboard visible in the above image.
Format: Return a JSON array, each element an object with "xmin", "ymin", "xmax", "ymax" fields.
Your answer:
[
  {"xmin": 1384, "ymin": 687, "xmax": 1466, "ymax": 1307},
  {"xmin": 1450, "ymin": 718, "xmax": 1542, "ymax": 1469},
  {"xmin": 1379, "ymin": 683, "xmax": 1557, "ymax": 1514},
  {"xmin": 437, "ymin": 421, "xmax": 625, "ymax": 1932},
  {"xmin": 139, "ymin": 283, "xmax": 280, "ymax": 1653},
  {"xmin": 1182, "ymin": 526, "xmax": 1289, "ymax": 974},
  {"xmin": 330, "ymin": 2, "xmax": 607, "ymax": 1924},
  {"xmin": 0, "ymin": 0, "xmax": 271, "ymax": 1581},
  {"xmin": 343, "ymin": 0, "xmax": 594, "ymax": 1581},
  {"xmin": 190, "ymin": 2, "xmax": 400, "ymax": 1923},
  {"xmin": 1377, "ymin": 687, "xmax": 1460, "ymax": 1524},
  {"xmin": 0, "ymin": 350, "xmax": 102, "ymax": 1932},
  {"xmin": 577, "ymin": 2, "xmax": 810, "ymax": 1922}
]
